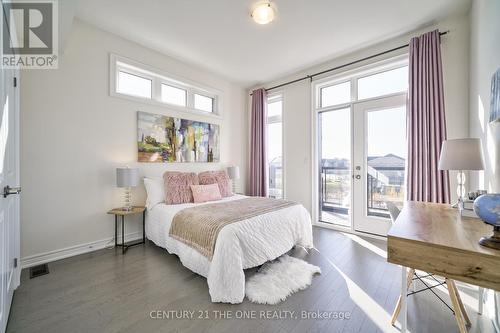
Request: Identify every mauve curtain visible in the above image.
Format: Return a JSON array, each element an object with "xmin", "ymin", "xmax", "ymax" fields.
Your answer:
[
  {"xmin": 250, "ymin": 88, "xmax": 268, "ymax": 197},
  {"xmin": 406, "ymin": 30, "xmax": 450, "ymax": 203}
]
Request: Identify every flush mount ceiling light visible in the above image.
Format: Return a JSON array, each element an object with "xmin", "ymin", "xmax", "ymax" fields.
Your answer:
[{"xmin": 251, "ymin": 1, "xmax": 276, "ymax": 25}]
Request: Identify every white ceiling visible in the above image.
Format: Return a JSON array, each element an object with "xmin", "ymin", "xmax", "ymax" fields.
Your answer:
[{"xmin": 75, "ymin": 0, "xmax": 470, "ymax": 87}]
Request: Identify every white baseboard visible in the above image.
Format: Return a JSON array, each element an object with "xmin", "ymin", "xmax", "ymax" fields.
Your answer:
[{"xmin": 21, "ymin": 231, "xmax": 143, "ymax": 269}]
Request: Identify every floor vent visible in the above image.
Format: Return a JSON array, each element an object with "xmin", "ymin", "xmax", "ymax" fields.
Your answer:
[{"xmin": 29, "ymin": 264, "xmax": 49, "ymax": 279}]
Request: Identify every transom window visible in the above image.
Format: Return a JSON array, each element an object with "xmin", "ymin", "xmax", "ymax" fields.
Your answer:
[
  {"xmin": 117, "ymin": 71, "xmax": 152, "ymax": 99},
  {"xmin": 316, "ymin": 59, "xmax": 408, "ymax": 109},
  {"xmin": 194, "ymin": 94, "xmax": 214, "ymax": 112},
  {"xmin": 161, "ymin": 84, "xmax": 186, "ymax": 106},
  {"xmin": 111, "ymin": 54, "xmax": 220, "ymax": 115},
  {"xmin": 357, "ymin": 66, "xmax": 408, "ymax": 100},
  {"xmin": 320, "ymin": 81, "xmax": 351, "ymax": 108}
]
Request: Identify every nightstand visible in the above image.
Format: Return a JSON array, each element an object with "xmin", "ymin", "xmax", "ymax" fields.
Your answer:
[{"xmin": 107, "ymin": 206, "xmax": 146, "ymax": 254}]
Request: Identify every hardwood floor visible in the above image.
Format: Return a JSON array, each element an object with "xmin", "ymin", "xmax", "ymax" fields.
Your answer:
[{"xmin": 7, "ymin": 227, "xmax": 496, "ymax": 333}]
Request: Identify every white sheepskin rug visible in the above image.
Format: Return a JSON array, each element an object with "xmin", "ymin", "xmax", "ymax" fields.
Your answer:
[{"xmin": 245, "ymin": 255, "xmax": 321, "ymax": 305}]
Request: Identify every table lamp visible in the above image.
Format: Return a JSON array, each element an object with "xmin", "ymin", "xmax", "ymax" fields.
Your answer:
[
  {"xmin": 227, "ymin": 166, "xmax": 240, "ymax": 194},
  {"xmin": 438, "ymin": 138, "xmax": 485, "ymax": 212},
  {"xmin": 116, "ymin": 167, "xmax": 140, "ymax": 211}
]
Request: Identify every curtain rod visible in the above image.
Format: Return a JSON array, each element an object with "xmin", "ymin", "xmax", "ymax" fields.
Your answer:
[{"xmin": 250, "ymin": 30, "xmax": 449, "ymax": 96}]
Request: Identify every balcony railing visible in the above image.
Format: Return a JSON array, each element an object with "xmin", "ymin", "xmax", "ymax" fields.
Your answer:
[
  {"xmin": 321, "ymin": 167, "xmax": 350, "ymax": 214},
  {"xmin": 269, "ymin": 164, "xmax": 283, "ymax": 199},
  {"xmin": 321, "ymin": 166, "xmax": 405, "ymax": 217}
]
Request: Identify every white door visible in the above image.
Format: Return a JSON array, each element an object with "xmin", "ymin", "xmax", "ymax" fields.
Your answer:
[
  {"xmin": 0, "ymin": 1, "xmax": 21, "ymax": 331},
  {"xmin": 352, "ymin": 94, "xmax": 407, "ymax": 235}
]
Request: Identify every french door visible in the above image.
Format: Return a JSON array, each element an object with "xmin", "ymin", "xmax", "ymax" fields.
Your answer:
[
  {"xmin": 352, "ymin": 94, "xmax": 407, "ymax": 235},
  {"xmin": 318, "ymin": 93, "xmax": 407, "ymax": 236}
]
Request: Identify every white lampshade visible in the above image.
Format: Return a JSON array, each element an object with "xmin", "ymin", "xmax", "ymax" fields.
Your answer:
[
  {"xmin": 116, "ymin": 167, "xmax": 140, "ymax": 187},
  {"xmin": 227, "ymin": 166, "xmax": 240, "ymax": 180},
  {"xmin": 438, "ymin": 138, "xmax": 485, "ymax": 171}
]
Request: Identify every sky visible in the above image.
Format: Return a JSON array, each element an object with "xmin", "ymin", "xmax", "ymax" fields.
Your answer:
[
  {"xmin": 268, "ymin": 123, "xmax": 282, "ymax": 162},
  {"xmin": 267, "ymin": 101, "xmax": 283, "ymax": 162},
  {"xmin": 321, "ymin": 106, "xmax": 407, "ymax": 160},
  {"xmin": 268, "ymin": 103, "xmax": 407, "ymax": 164}
]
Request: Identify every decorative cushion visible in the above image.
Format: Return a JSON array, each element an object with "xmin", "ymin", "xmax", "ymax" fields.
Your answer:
[
  {"xmin": 144, "ymin": 177, "xmax": 165, "ymax": 210},
  {"xmin": 198, "ymin": 170, "xmax": 233, "ymax": 197},
  {"xmin": 190, "ymin": 184, "xmax": 222, "ymax": 203},
  {"xmin": 163, "ymin": 172, "xmax": 199, "ymax": 204}
]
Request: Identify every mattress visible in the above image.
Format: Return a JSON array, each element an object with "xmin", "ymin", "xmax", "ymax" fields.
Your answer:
[{"xmin": 145, "ymin": 194, "xmax": 313, "ymax": 303}]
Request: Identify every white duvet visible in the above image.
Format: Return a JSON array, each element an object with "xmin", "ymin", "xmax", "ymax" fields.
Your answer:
[{"xmin": 146, "ymin": 195, "xmax": 313, "ymax": 303}]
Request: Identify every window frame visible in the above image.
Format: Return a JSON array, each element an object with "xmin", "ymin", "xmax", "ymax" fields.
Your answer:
[
  {"xmin": 266, "ymin": 91, "xmax": 285, "ymax": 199},
  {"xmin": 110, "ymin": 54, "xmax": 222, "ymax": 117}
]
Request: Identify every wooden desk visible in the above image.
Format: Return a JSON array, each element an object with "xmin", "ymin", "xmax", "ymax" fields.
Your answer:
[{"xmin": 387, "ymin": 201, "xmax": 500, "ymax": 332}]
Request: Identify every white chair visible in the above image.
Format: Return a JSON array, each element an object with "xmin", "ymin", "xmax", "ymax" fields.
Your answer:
[
  {"xmin": 385, "ymin": 201, "xmax": 471, "ymax": 328},
  {"xmin": 386, "ymin": 201, "xmax": 401, "ymax": 222}
]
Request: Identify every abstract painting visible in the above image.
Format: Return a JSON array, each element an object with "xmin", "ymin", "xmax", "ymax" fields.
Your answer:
[
  {"xmin": 137, "ymin": 111, "xmax": 220, "ymax": 163},
  {"xmin": 490, "ymin": 67, "xmax": 500, "ymax": 123}
]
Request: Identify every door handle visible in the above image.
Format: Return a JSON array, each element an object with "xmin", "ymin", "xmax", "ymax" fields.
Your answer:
[{"xmin": 4, "ymin": 185, "xmax": 21, "ymax": 198}]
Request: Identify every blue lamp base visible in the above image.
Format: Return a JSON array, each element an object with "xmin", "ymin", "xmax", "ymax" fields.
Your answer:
[{"xmin": 479, "ymin": 226, "xmax": 500, "ymax": 250}]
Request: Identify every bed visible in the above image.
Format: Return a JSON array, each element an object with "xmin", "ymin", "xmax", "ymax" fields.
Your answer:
[{"xmin": 146, "ymin": 194, "xmax": 313, "ymax": 304}]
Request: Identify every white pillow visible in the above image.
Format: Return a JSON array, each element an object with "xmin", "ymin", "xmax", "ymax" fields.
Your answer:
[{"xmin": 144, "ymin": 177, "xmax": 165, "ymax": 210}]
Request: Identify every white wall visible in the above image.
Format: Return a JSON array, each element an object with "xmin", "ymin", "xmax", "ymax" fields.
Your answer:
[
  {"xmin": 252, "ymin": 13, "xmax": 470, "ymax": 214},
  {"xmin": 469, "ymin": 0, "xmax": 500, "ymax": 193},
  {"xmin": 20, "ymin": 19, "xmax": 248, "ymax": 259}
]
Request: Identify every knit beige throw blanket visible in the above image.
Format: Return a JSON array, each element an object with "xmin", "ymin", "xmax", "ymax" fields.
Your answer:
[{"xmin": 169, "ymin": 197, "xmax": 298, "ymax": 260}]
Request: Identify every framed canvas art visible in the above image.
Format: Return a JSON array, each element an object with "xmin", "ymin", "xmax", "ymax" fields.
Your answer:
[
  {"xmin": 137, "ymin": 111, "xmax": 220, "ymax": 163},
  {"xmin": 490, "ymin": 67, "xmax": 500, "ymax": 123}
]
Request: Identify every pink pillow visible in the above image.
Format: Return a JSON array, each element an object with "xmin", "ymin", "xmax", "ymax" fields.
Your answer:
[
  {"xmin": 198, "ymin": 170, "xmax": 233, "ymax": 197},
  {"xmin": 190, "ymin": 184, "xmax": 222, "ymax": 203},
  {"xmin": 163, "ymin": 171, "xmax": 199, "ymax": 204}
]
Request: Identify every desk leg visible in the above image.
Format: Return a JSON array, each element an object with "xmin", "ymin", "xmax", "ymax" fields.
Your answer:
[
  {"xmin": 478, "ymin": 287, "xmax": 484, "ymax": 315},
  {"xmin": 446, "ymin": 279, "xmax": 467, "ymax": 333},
  {"xmin": 142, "ymin": 210, "xmax": 146, "ymax": 244},
  {"xmin": 114, "ymin": 215, "xmax": 117, "ymax": 247},
  {"xmin": 401, "ymin": 266, "xmax": 407, "ymax": 333}
]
